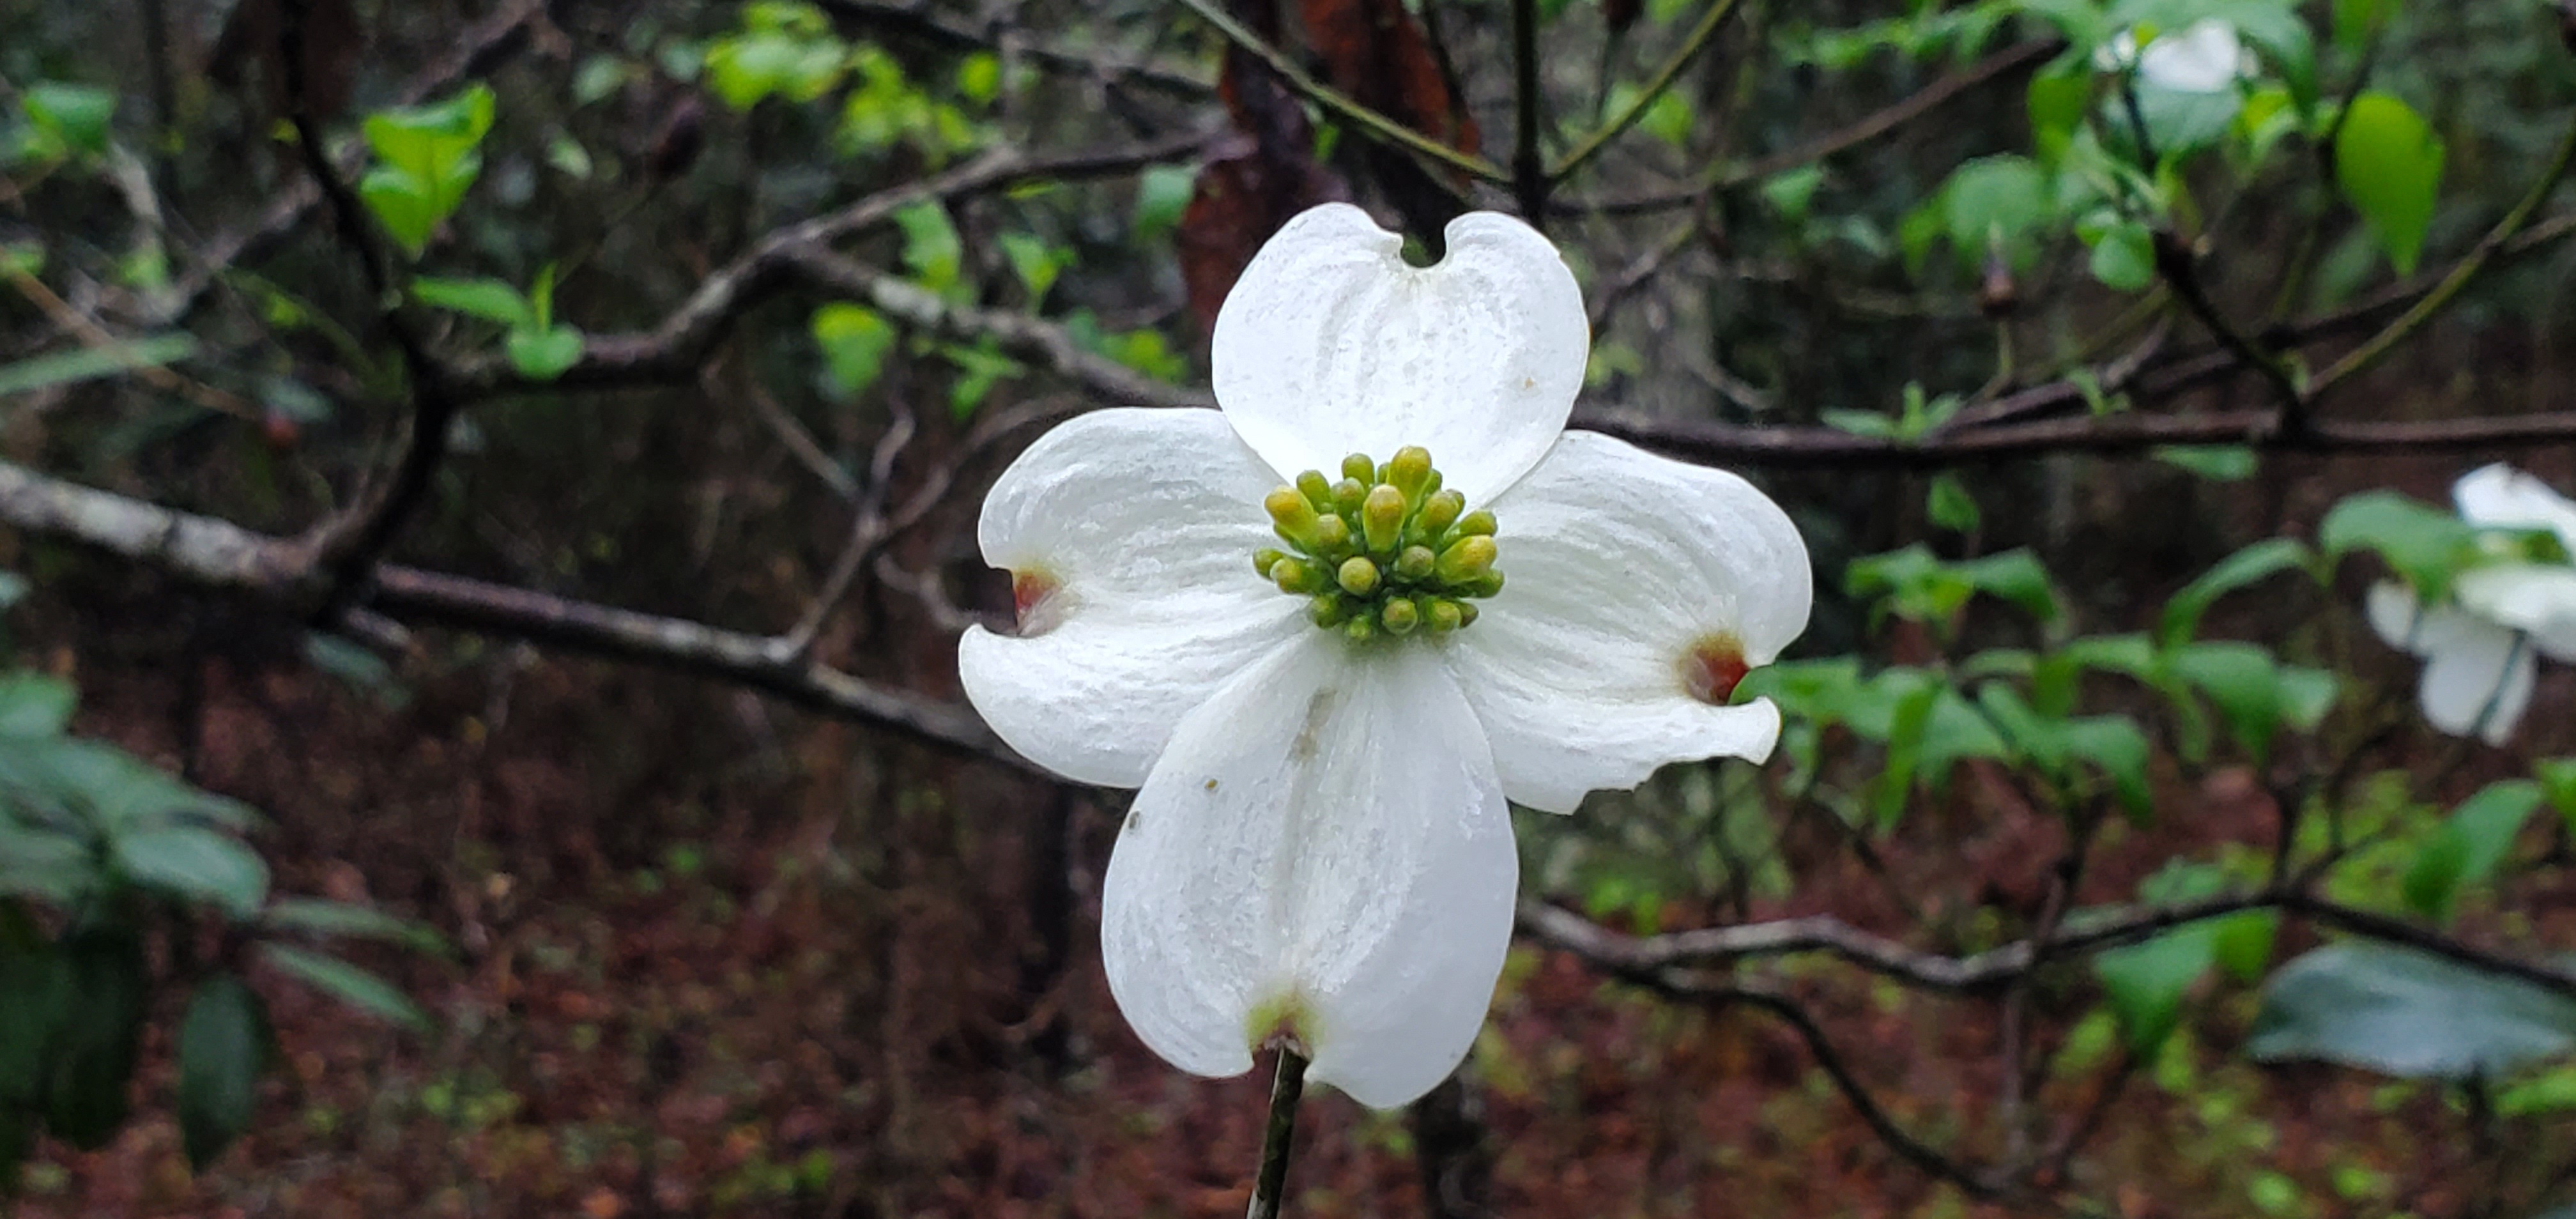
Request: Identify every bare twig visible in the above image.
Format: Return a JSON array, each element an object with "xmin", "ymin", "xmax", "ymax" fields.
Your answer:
[
  {"xmin": 447, "ymin": 130, "xmax": 1217, "ymax": 397},
  {"xmin": 277, "ymin": 0, "xmax": 471, "ymax": 615},
  {"xmin": 1556, "ymin": 40, "xmax": 2057, "ymax": 215},
  {"xmin": 1547, "ymin": 0, "xmax": 1749, "ymax": 183},
  {"xmin": 0, "ymin": 457, "xmax": 1025, "ymax": 773},
  {"xmin": 1170, "ymin": 0, "xmax": 1508, "ymax": 185}
]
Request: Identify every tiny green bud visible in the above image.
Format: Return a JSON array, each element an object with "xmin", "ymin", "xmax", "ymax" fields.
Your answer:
[
  {"xmin": 1396, "ymin": 546, "xmax": 1437, "ymax": 581},
  {"xmin": 1417, "ymin": 490, "xmax": 1465, "ymax": 537},
  {"xmin": 1313, "ymin": 514, "xmax": 1352, "ymax": 555},
  {"xmin": 1272, "ymin": 558, "xmax": 1323, "ymax": 595},
  {"xmin": 1422, "ymin": 469, "xmax": 1442, "ymax": 497},
  {"xmin": 1296, "ymin": 470, "xmax": 1333, "ymax": 510},
  {"xmin": 1455, "ymin": 601, "xmax": 1479, "ymax": 627},
  {"xmin": 1342, "ymin": 454, "xmax": 1377, "ymax": 483},
  {"xmin": 1436, "ymin": 535, "xmax": 1498, "ymax": 584},
  {"xmin": 1426, "ymin": 599, "xmax": 1464, "ymax": 634},
  {"xmin": 1338, "ymin": 556, "xmax": 1381, "ymax": 596},
  {"xmin": 1453, "ymin": 509, "xmax": 1497, "ymax": 539},
  {"xmin": 1386, "ymin": 447, "xmax": 1433, "ymax": 503},
  {"xmin": 1380, "ymin": 597, "xmax": 1420, "ymax": 634},
  {"xmin": 1254, "ymin": 548, "xmax": 1287, "ymax": 578},
  {"xmin": 1468, "ymin": 570, "xmax": 1505, "ymax": 598},
  {"xmin": 1331, "ymin": 478, "xmax": 1367, "ymax": 517},
  {"xmin": 1266, "ymin": 487, "xmax": 1322, "ymax": 549},
  {"xmin": 1361, "ymin": 485, "xmax": 1407, "ymax": 553},
  {"xmin": 1344, "ymin": 615, "xmax": 1377, "ymax": 643},
  {"xmin": 1310, "ymin": 594, "xmax": 1350, "ymax": 627}
]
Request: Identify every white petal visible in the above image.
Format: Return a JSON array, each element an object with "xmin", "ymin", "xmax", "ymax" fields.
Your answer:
[
  {"xmin": 2138, "ymin": 19, "xmax": 2242, "ymax": 93},
  {"xmin": 2457, "ymin": 565, "xmax": 2576, "ymax": 660},
  {"xmin": 2094, "ymin": 29, "xmax": 2142, "ymax": 71},
  {"xmin": 959, "ymin": 408, "xmax": 1301, "ymax": 787},
  {"xmin": 1209, "ymin": 204, "xmax": 1588, "ymax": 504},
  {"xmin": 2416, "ymin": 615, "xmax": 2534, "ymax": 745},
  {"xmin": 2365, "ymin": 581, "xmax": 2425, "ymax": 653},
  {"xmin": 1100, "ymin": 632, "xmax": 1517, "ymax": 1109},
  {"xmin": 2453, "ymin": 463, "xmax": 2576, "ymax": 551},
  {"xmin": 1446, "ymin": 431, "xmax": 1813, "ymax": 814}
]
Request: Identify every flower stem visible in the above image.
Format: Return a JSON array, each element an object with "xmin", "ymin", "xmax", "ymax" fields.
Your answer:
[{"xmin": 1246, "ymin": 1047, "xmax": 1310, "ymax": 1219}]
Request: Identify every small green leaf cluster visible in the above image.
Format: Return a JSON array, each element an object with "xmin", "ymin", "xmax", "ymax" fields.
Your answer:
[
  {"xmin": 413, "ymin": 266, "xmax": 584, "ymax": 381},
  {"xmin": 358, "ymin": 86, "xmax": 496, "ymax": 257},
  {"xmin": 0, "ymin": 592, "xmax": 440, "ymax": 1187},
  {"xmin": 702, "ymin": 1, "xmax": 990, "ymax": 164},
  {"xmin": 1751, "ymin": 536, "xmax": 2336, "ymax": 835},
  {"xmin": 3, "ymin": 83, "xmax": 116, "ymax": 167}
]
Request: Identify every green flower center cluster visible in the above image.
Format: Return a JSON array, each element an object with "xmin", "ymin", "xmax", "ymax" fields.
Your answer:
[{"xmin": 1253, "ymin": 446, "xmax": 1502, "ymax": 643}]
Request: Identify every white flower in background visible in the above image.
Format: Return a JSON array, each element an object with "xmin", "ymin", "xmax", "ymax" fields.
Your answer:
[
  {"xmin": 2368, "ymin": 464, "xmax": 2576, "ymax": 744},
  {"xmin": 957, "ymin": 204, "xmax": 1812, "ymax": 1108},
  {"xmin": 2096, "ymin": 19, "xmax": 2249, "ymax": 94}
]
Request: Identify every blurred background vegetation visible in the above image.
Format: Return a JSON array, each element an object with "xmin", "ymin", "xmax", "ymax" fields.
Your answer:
[{"xmin": 4, "ymin": 0, "xmax": 2576, "ymax": 1214}]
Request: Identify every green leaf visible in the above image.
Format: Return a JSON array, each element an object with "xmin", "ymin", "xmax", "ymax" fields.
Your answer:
[
  {"xmin": 259, "ymin": 944, "xmax": 429, "ymax": 1031},
  {"xmin": 261, "ymin": 898, "xmax": 448, "ymax": 953},
  {"xmin": 997, "ymin": 231, "xmax": 1068, "ymax": 302},
  {"xmin": 2170, "ymin": 640, "xmax": 2284, "ymax": 763},
  {"xmin": 0, "ymin": 334, "xmax": 201, "ymax": 398},
  {"xmin": 1940, "ymin": 154, "xmax": 2053, "ymax": 273},
  {"xmin": 2331, "ymin": 0, "xmax": 2402, "ymax": 55},
  {"xmin": 359, "ymin": 86, "xmax": 495, "ymax": 256},
  {"xmin": 2402, "ymin": 779, "xmax": 2542, "ymax": 922},
  {"xmin": 41, "ymin": 928, "xmax": 144, "ymax": 1149},
  {"xmin": 2212, "ymin": 910, "xmax": 2279, "ymax": 983},
  {"xmin": 2086, "ymin": 217, "xmax": 2156, "ymax": 291},
  {"xmin": 504, "ymin": 326, "xmax": 585, "ymax": 381},
  {"xmin": 2276, "ymin": 666, "xmax": 2340, "ymax": 732},
  {"xmin": 2160, "ymin": 538, "xmax": 2312, "ymax": 645},
  {"xmin": 2334, "ymin": 91, "xmax": 2444, "ymax": 275},
  {"xmin": 893, "ymin": 200, "xmax": 964, "ymax": 295},
  {"xmin": 2027, "ymin": 65, "xmax": 2092, "ymax": 161},
  {"xmin": 0, "ymin": 935, "xmax": 64, "ymax": 1107},
  {"xmin": 811, "ymin": 303, "xmax": 897, "ymax": 399},
  {"xmin": 176, "ymin": 973, "xmax": 267, "ymax": 1169},
  {"xmin": 2539, "ymin": 757, "xmax": 2576, "ymax": 838},
  {"xmin": 1926, "ymin": 473, "xmax": 1981, "ymax": 533},
  {"xmin": 2320, "ymin": 490, "xmax": 2480, "ymax": 599},
  {"xmin": 956, "ymin": 52, "xmax": 1002, "ymax": 104},
  {"xmin": 0, "ymin": 736, "xmax": 259, "ymax": 833},
  {"xmin": 2151, "ymin": 443, "xmax": 2258, "ymax": 481},
  {"xmin": 1761, "ymin": 165, "xmax": 1825, "ymax": 223},
  {"xmin": 1132, "ymin": 164, "xmax": 1198, "ymax": 240},
  {"xmin": 112, "ymin": 825, "xmax": 269, "ymax": 918},
  {"xmin": 2097, "ymin": 926, "xmax": 2216, "ymax": 1057},
  {"xmin": 410, "ymin": 277, "xmax": 532, "ymax": 326},
  {"xmin": 2249, "ymin": 942, "xmax": 2576, "ymax": 1078},
  {"xmin": 1955, "ymin": 549, "xmax": 2063, "ymax": 627},
  {"xmin": 0, "ymin": 672, "xmax": 74, "ymax": 739},
  {"xmin": 23, "ymin": 84, "xmax": 116, "ymax": 158}
]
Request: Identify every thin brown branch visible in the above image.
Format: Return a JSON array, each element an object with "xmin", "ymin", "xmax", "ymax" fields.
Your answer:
[
  {"xmin": 812, "ymin": 0, "xmax": 1215, "ymax": 97},
  {"xmin": 1710, "ymin": 983, "xmax": 2011, "ymax": 1200},
  {"xmin": 1555, "ymin": 39, "xmax": 2057, "ymax": 215},
  {"xmin": 447, "ymin": 130, "xmax": 1218, "ymax": 398},
  {"xmin": 1518, "ymin": 889, "xmax": 2576, "ymax": 1002},
  {"xmin": 277, "ymin": 0, "xmax": 469, "ymax": 614},
  {"xmin": 161, "ymin": 0, "xmax": 542, "ymax": 325},
  {"xmin": 0, "ymin": 458, "xmax": 1026, "ymax": 774}
]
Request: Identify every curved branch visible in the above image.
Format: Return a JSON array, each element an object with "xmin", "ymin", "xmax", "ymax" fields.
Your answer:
[{"xmin": 1546, "ymin": 0, "xmax": 1749, "ymax": 183}]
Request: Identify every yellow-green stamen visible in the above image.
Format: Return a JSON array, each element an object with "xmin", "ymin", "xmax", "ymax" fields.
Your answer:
[{"xmin": 1257, "ymin": 446, "xmax": 1502, "ymax": 641}]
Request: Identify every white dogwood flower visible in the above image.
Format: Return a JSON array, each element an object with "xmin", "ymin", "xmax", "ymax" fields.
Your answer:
[
  {"xmin": 2368, "ymin": 464, "xmax": 2576, "ymax": 744},
  {"xmin": 2097, "ymin": 19, "xmax": 2248, "ymax": 94},
  {"xmin": 957, "ymin": 204, "xmax": 1812, "ymax": 1108}
]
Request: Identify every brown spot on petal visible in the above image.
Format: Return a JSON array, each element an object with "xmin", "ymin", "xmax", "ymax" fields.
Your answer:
[
  {"xmin": 1682, "ymin": 634, "xmax": 1750, "ymax": 705},
  {"xmin": 1011, "ymin": 570, "xmax": 1066, "ymax": 636}
]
